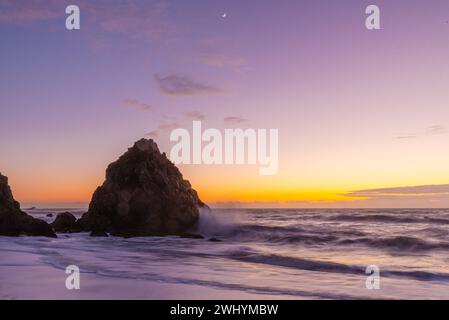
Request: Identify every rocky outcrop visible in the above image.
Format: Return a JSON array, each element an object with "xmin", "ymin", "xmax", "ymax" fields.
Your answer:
[
  {"xmin": 90, "ymin": 230, "xmax": 108, "ymax": 237},
  {"xmin": 0, "ymin": 173, "xmax": 56, "ymax": 238},
  {"xmin": 51, "ymin": 212, "xmax": 77, "ymax": 233},
  {"xmin": 77, "ymin": 139, "xmax": 205, "ymax": 237}
]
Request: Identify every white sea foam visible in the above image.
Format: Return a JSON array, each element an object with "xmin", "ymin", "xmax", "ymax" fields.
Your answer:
[
  {"xmin": 1, "ymin": 208, "xmax": 449, "ymax": 299},
  {"xmin": 193, "ymin": 207, "xmax": 241, "ymax": 237}
]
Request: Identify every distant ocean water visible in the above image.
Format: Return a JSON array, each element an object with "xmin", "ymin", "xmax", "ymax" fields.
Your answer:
[{"xmin": 1, "ymin": 208, "xmax": 449, "ymax": 299}]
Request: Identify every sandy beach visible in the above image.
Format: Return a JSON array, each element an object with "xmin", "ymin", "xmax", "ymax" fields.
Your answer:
[{"xmin": 1, "ymin": 246, "xmax": 293, "ymax": 300}]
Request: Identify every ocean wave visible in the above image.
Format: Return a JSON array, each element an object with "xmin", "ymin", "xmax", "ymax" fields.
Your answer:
[
  {"xmin": 196, "ymin": 211, "xmax": 449, "ymax": 250},
  {"xmin": 227, "ymin": 249, "xmax": 449, "ymax": 282},
  {"xmin": 229, "ymin": 249, "xmax": 361, "ymax": 274},
  {"xmin": 201, "ymin": 219, "xmax": 366, "ymax": 243},
  {"xmin": 322, "ymin": 213, "xmax": 449, "ymax": 225},
  {"xmin": 338, "ymin": 236, "xmax": 449, "ymax": 251}
]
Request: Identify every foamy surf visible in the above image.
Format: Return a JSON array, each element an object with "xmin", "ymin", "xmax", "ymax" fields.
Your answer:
[{"xmin": 1, "ymin": 208, "xmax": 449, "ymax": 299}]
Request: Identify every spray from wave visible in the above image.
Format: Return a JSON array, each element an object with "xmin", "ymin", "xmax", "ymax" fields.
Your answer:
[{"xmin": 193, "ymin": 207, "xmax": 242, "ymax": 237}]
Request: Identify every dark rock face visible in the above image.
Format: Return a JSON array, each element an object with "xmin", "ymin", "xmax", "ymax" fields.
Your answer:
[
  {"xmin": 51, "ymin": 212, "xmax": 77, "ymax": 233},
  {"xmin": 0, "ymin": 173, "xmax": 56, "ymax": 238},
  {"xmin": 77, "ymin": 139, "xmax": 205, "ymax": 237},
  {"xmin": 90, "ymin": 230, "xmax": 108, "ymax": 237}
]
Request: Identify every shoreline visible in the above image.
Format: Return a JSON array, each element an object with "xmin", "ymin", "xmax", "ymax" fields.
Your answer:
[{"xmin": 0, "ymin": 245, "xmax": 294, "ymax": 300}]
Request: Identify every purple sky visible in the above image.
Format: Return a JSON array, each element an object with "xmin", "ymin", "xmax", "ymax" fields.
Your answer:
[{"xmin": 1, "ymin": 0, "xmax": 449, "ymax": 207}]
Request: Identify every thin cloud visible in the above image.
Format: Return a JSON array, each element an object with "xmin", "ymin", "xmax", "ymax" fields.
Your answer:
[
  {"xmin": 0, "ymin": 0, "xmax": 61, "ymax": 24},
  {"xmin": 346, "ymin": 184, "xmax": 449, "ymax": 197},
  {"xmin": 197, "ymin": 51, "xmax": 246, "ymax": 68},
  {"xmin": 184, "ymin": 111, "xmax": 206, "ymax": 121},
  {"xmin": 145, "ymin": 130, "xmax": 159, "ymax": 139},
  {"xmin": 155, "ymin": 74, "xmax": 222, "ymax": 96},
  {"xmin": 393, "ymin": 124, "xmax": 447, "ymax": 140},
  {"xmin": 0, "ymin": 1, "xmax": 175, "ymax": 42},
  {"xmin": 224, "ymin": 116, "xmax": 248, "ymax": 125},
  {"xmin": 393, "ymin": 135, "xmax": 416, "ymax": 140},
  {"xmin": 147, "ymin": 111, "xmax": 206, "ymax": 139},
  {"xmin": 426, "ymin": 125, "xmax": 447, "ymax": 135},
  {"xmin": 93, "ymin": 0, "xmax": 174, "ymax": 41},
  {"xmin": 121, "ymin": 98, "xmax": 152, "ymax": 112},
  {"xmin": 145, "ymin": 122, "xmax": 180, "ymax": 139}
]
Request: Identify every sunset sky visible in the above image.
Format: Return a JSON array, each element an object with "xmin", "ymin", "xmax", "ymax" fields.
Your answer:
[{"xmin": 1, "ymin": 0, "xmax": 449, "ymax": 208}]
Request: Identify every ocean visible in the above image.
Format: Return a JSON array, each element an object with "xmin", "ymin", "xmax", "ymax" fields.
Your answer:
[{"xmin": 1, "ymin": 208, "xmax": 449, "ymax": 299}]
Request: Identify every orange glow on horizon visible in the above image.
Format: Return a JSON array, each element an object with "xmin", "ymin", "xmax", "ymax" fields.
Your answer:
[{"xmin": 11, "ymin": 180, "xmax": 365, "ymax": 206}]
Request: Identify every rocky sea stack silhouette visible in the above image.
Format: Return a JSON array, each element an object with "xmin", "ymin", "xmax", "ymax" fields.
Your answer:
[
  {"xmin": 0, "ymin": 172, "xmax": 56, "ymax": 238},
  {"xmin": 76, "ymin": 139, "xmax": 206, "ymax": 237}
]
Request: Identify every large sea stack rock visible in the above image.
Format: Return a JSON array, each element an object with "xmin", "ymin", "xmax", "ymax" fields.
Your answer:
[
  {"xmin": 0, "ymin": 173, "xmax": 56, "ymax": 238},
  {"xmin": 77, "ymin": 139, "xmax": 205, "ymax": 237}
]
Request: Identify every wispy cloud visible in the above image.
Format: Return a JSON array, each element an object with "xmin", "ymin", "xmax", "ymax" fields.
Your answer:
[
  {"xmin": 426, "ymin": 125, "xmax": 447, "ymax": 135},
  {"xmin": 346, "ymin": 184, "xmax": 449, "ymax": 197},
  {"xmin": 121, "ymin": 98, "xmax": 152, "ymax": 112},
  {"xmin": 145, "ymin": 123, "xmax": 180, "ymax": 139},
  {"xmin": 155, "ymin": 74, "xmax": 222, "ymax": 96},
  {"xmin": 393, "ymin": 124, "xmax": 447, "ymax": 140},
  {"xmin": 184, "ymin": 111, "xmax": 206, "ymax": 121},
  {"xmin": 145, "ymin": 110, "xmax": 208, "ymax": 139},
  {"xmin": 0, "ymin": 1, "xmax": 175, "ymax": 42},
  {"xmin": 196, "ymin": 51, "xmax": 246, "ymax": 68},
  {"xmin": 145, "ymin": 130, "xmax": 160, "ymax": 139},
  {"xmin": 224, "ymin": 116, "xmax": 248, "ymax": 125},
  {"xmin": 0, "ymin": 0, "xmax": 62, "ymax": 24},
  {"xmin": 336, "ymin": 184, "xmax": 449, "ymax": 207},
  {"xmin": 92, "ymin": 0, "xmax": 174, "ymax": 41},
  {"xmin": 393, "ymin": 135, "xmax": 416, "ymax": 140}
]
